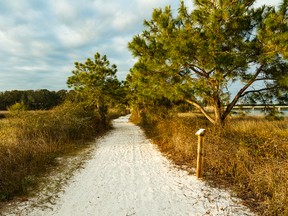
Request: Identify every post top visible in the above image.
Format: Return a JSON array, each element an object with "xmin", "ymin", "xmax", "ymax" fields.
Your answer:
[{"xmin": 195, "ymin": 128, "xmax": 206, "ymax": 136}]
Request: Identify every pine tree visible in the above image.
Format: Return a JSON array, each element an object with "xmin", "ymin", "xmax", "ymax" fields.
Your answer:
[
  {"xmin": 67, "ymin": 53, "xmax": 122, "ymax": 125},
  {"xmin": 128, "ymin": 0, "xmax": 288, "ymax": 125}
]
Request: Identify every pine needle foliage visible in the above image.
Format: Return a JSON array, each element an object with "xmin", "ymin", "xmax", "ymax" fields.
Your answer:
[
  {"xmin": 67, "ymin": 53, "xmax": 124, "ymax": 126},
  {"xmin": 127, "ymin": 0, "xmax": 288, "ymax": 125}
]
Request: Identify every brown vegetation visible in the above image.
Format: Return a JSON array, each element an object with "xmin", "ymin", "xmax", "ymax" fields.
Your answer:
[
  {"xmin": 131, "ymin": 110, "xmax": 288, "ymax": 216},
  {"xmin": 0, "ymin": 102, "xmax": 122, "ymax": 201}
]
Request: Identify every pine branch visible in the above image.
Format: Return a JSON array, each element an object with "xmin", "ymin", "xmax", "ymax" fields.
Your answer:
[
  {"xmin": 222, "ymin": 65, "xmax": 264, "ymax": 120},
  {"xmin": 239, "ymin": 86, "xmax": 277, "ymax": 97},
  {"xmin": 188, "ymin": 64, "xmax": 209, "ymax": 78},
  {"xmin": 223, "ymin": 65, "xmax": 242, "ymax": 79},
  {"xmin": 184, "ymin": 99, "xmax": 215, "ymax": 124}
]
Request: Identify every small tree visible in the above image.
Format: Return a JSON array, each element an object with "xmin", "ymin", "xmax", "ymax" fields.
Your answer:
[
  {"xmin": 67, "ymin": 53, "xmax": 122, "ymax": 125},
  {"xmin": 128, "ymin": 0, "xmax": 288, "ymax": 125},
  {"xmin": 8, "ymin": 102, "xmax": 28, "ymax": 116}
]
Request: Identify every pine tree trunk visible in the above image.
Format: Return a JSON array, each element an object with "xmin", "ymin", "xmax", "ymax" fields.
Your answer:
[
  {"xmin": 98, "ymin": 105, "xmax": 107, "ymax": 127},
  {"xmin": 214, "ymin": 98, "xmax": 225, "ymax": 126},
  {"xmin": 214, "ymin": 107, "xmax": 222, "ymax": 126}
]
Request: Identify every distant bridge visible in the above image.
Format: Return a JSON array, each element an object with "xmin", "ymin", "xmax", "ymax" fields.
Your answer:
[{"xmin": 233, "ymin": 105, "xmax": 288, "ymax": 111}]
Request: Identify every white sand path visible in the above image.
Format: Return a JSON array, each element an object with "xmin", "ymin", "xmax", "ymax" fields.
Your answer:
[{"xmin": 2, "ymin": 115, "xmax": 254, "ymax": 216}]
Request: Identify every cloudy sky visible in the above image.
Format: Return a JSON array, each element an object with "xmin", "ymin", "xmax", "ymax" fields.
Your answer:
[{"xmin": 0, "ymin": 0, "xmax": 282, "ymax": 91}]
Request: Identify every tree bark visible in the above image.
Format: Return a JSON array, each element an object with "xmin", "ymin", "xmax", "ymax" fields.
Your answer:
[
  {"xmin": 99, "ymin": 106, "xmax": 108, "ymax": 127},
  {"xmin": 214, "ymin": 105, "xmax": 222, "ymax": 126}
]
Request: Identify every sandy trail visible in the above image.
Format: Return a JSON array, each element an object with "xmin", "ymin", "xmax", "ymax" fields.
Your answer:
[{"xmin": 3, "ymin": 115, "xmax": 254, "ymax": 216}]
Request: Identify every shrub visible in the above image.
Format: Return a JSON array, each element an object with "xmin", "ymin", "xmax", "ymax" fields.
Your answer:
[
  {"xmin": 7, "ymin": 102, "xmax": 28, "ymax": 117},
  {"xmin": 8, "ymin": 102, "xmax": 28, "ymax": 111}
]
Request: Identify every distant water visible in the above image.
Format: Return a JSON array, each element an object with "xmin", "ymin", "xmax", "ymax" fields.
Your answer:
[{"xmin": 233, "ymin": 109, "xmax": 288, "ymax": 117}]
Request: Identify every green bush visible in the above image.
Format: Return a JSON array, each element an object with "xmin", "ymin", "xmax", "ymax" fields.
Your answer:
[{"xmin": 7, "ymin": 102, "xmax": 28, "ymax": 116}]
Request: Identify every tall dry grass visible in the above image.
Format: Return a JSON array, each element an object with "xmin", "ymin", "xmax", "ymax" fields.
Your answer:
[
  {"xmin": 132, "ymin": 110, "xmax": 288, "ymax": 216},
  {"xmin": 0, "ymin": 102, "xmax": 114, "ymax": 201}
]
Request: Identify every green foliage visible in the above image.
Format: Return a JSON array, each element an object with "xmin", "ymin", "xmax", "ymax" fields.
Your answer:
[
  {"xmin": 127, "ymin": 0, "xmax": 288, "ymax": 125},
  {"xmin": 67, "ymin": 52, "xmax": 125, "ymax": 125},
  {"xmin": 0, "ymin": 89, "xmax": 67, "ymax": 110},
  {"xmin": 8, "ymin": 102, "xmax": 28, "ymax": 112},
  {"xmin": 264, "ymin": 108, "xmax": 284, "ymax": 121},
  {"xmin": 258, "ymin": 0, "xmax": 288, "ymax": 60},
  {"xmin": 7, "ymin": 102, "xmax": 28, "ymax": 117}
]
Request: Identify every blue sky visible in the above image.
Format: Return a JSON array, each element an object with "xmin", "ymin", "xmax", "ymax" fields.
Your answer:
[{"xmin": 0, "ymin": 0, "xmax": 283, "ymax": 91}]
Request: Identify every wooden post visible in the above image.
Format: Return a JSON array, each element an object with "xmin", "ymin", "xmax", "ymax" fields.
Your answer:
[{"xmin": 195, "ymin": 129, "xmax": 206, "ymax": 179}]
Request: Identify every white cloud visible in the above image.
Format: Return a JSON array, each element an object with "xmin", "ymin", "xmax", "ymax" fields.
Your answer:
[
  {"xmin": 111, "ymin": 11, "xmax": 138, "ymax": 31},
  {"xmin": 0, "ymin": 0, "xmax": 283, "ymax": 91},
  {"xmin": 48, "ymin": 0, "xmax": 76, "ymax": 23},
  {"xmin": 55, "ymin": 24, "xmax": 85, "ymax": 48}
]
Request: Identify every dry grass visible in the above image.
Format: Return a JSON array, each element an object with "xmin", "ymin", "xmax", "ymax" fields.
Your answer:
[
  {"xmin": 0, "ymin": 102, "xmax": 118, "ymax": 202},
  {"xmin": 132, "ymin": 110, "xmax": 288, "ymax": 216},
  {"xmin": 0, "ymin": 111, "xmax": 9, "ymax": 119}
]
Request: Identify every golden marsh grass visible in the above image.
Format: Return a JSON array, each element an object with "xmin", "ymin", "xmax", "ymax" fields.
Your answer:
[
  {"xmin": 133, "ymin": 111, "xmax": 288, "ymax": 216},
  {"xmin": 0, "ymin": 102, "xmax": 118, "ymax": 201}
]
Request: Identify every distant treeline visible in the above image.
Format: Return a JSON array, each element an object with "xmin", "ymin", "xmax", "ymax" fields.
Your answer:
[{"xmin": 0, "ymin": 89, "xmax": 72, "ymax": 110}]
